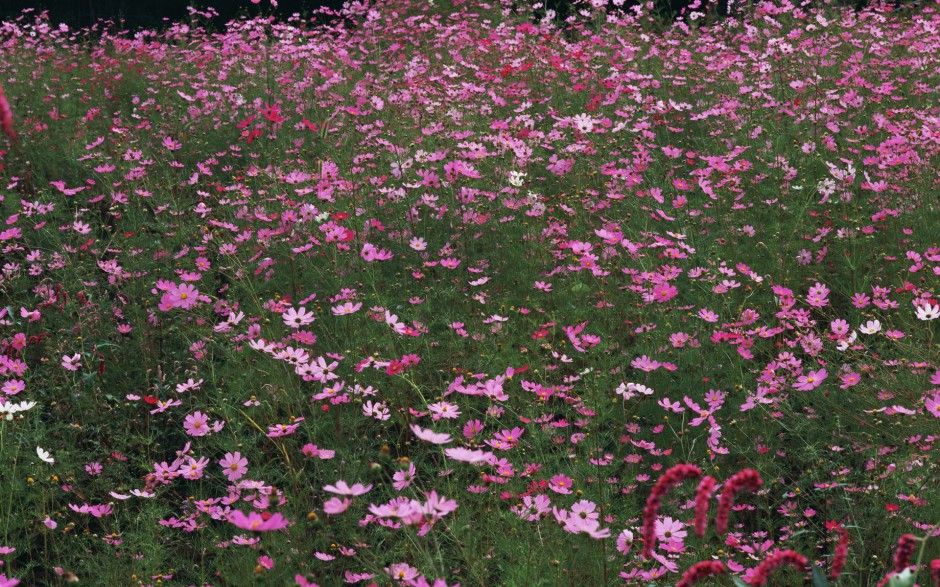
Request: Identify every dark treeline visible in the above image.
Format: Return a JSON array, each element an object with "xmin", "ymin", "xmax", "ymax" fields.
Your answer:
[
  {"xmin": 535, "ymin": 0, "xmax": 918, "ymax": 22},
  {"xmin": 0, "ymin": 0, "xmax": 921, "ymax": 31},
  {"xmin": 0, "ymin": 0, "xmax": 347, "ymax": 30}
]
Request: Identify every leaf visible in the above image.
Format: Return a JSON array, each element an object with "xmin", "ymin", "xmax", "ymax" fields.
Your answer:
[
  {"xmin": 812, "ymin": 566, "xmax": 832, "ymax": 587},
  {"xmin": 733, "ymin": 577, "xmax": 751, "ymax": 587}
]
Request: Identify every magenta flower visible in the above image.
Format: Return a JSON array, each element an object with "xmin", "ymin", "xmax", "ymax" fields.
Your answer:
[
  {"xmin": 676, "ymin": 561, "xmax": 726, "ymax": 587},
  {"xmin": 839, "ymin": 372, "xmax": 861, "ymax": 389},
  {"xmin": 444, "ymin": 447, "xmax": 493, "ymax": 464},
  {"xmin": 793, "ymin": 368, "xmax": 827, "ymax": 391},
  {"xmin": 323, "ymin": 480, "xmax": 372, "ymax": 496},
  {"xmin": 410, "ymin": 424, "xmax": 452, "ymax": 444},
  {"xmin": 642, "ymin": 464, "xmax": 702, "ymax": 558},
  {"xmin": 219, "ymin": 452, "xmax": 248, "ymax": 482},
  {"xmin": 393, "ymin": 462, "xmax": 417, "ymax": 491},
  {"xmin": 806, "ymin": 283, "xmax": 830, "ymax": 307},
  {"xmin": 548, "ymin": 474, "xmax": 573, "ymax": 494},
  {"xmin": 61, "ymin": 353, "xmax": 81, "ymax": 371},
  {"xmin": 322, "ymin": 497, "xmax": 351, "ymax": 515},
  {"xmin": 183, "ymin": 411, "xmax": 210, "ymax": 437},
  {"xmin": 168, "ymin": 283, "xmax": 199, "ymax": 310},
  {"xmin": 301, "ymin": 444, "xmax": 336, "ymax": 459},
  {"xmin": 386, "ymin": 563, "xmax": 419, "ymax": 583},
  {"xmin": 228, "ymin": 510, "xmax": 290, "ymax": 532}
]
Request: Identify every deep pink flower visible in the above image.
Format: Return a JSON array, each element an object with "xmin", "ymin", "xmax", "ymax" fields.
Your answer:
[
  {"xmin": 676, "ymin": 561, "xmax": 725, "ymax": 587},
  {"xmin": 168, "ymin": 283, "xmax": 199, "ymax": 310},
  {"xmin": 323, "ymin": 497, "xmax": 351, "ymax": 515},
  {"xmin": 693, "ymin": 476, "xmax": 717, "ymax": 537},
  {"xmin": 323, "ymin": 480, "xmax": 372, "ymax": 496},
  {"xmin": 829, "ymin": 523, "xmax": 850, "ymax": 580},
  {"xmin": 0, "ymin": 85, "xmax": 15, "ymax": 141},
  {"xmin": 548, "ymin": 474, "xmax": 574, "ymax": 494},
  {"xmin": 183, "ymin": 411, "xmax": 210, "ymax": 437},
  {"xmin": 642, "ymin": 464, "xmax": 701, "ymax": 558},
  {"xmin": 228, "ymin": 510, "xmax": 290, "ymax": 532},
  {"xmin": 219, "ymin": 452, "xmax": 248, "ymax": 482},
  {"xmin": 893, "ymin": 534, "xmax": 918, "ymax": 573},
  {"xmin": 749, "ymin": 550, "xmax": 808, "ymax": 586},
  {"xmin": 716, "ymin": 469, "xmax": 762, "ymax": 536},
  {"xmin": 793, "ymin": 368, "xmax": 827, "ymax": 391}
]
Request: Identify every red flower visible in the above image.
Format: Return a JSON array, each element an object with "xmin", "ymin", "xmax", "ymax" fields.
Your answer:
[
  {"xmin": 693, "ymin": 476, "xmax": 717, "ymax": 537},
  {"xmin": 0, "ymin": 85, "xmax": 16, "ymax": 141},
  {"xmin": 829, "ymin": 523, "xmax": 850, "ymax": 580},
  {"xmin": 642, "ymin": 464, "xmax": 701, "ymax": 559},
  {"xmin": 893, "ymin": 534, "xmax": 918, "ymax": 573},
  {"xmin": 749, "ymin": 550, "xmax": 808, "ymax": 586},
  {"xmin": 716, "ymin": 469, "xmax": 762, "ymax": 536},
  {"xmin": 676, "ymin": 561, "xmax": 725, "ymax": 587}
]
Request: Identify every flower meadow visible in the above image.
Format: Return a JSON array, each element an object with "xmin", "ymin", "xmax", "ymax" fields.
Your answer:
[{"xmin": 0, "ymin": 0, "xmax": 938, "ymax": 584}]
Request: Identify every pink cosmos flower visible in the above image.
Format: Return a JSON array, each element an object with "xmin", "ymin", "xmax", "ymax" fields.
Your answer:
[
  {"xmin": 444, "ymin": 448, "xmax": 493, "ymax": 464},
  {"xmin": 181, "ymin": 456, "xmax": 209, "ymax": 480},
  {"xmin": 61, "ymin": 354, "xmax": 82, "ymax": 371},
  {"xmin": 393, "ymin": 462, "xmax": 417, "ymax": 491},
  {"xmin": 183, "ymin": 411, "xmax": 210, "ymax": 437},
  {"xmin": 168, "ymin": 283, "xmax": 199, "ymax": 310},
  {"xmin": 926, "ymin": 393, "xmax": 940, "ymax": 418},
  {"xmin": 840, "ymin": 372, "xmax": 861, "ymax": 389},
  {"xmin": 301, "ymin": 444, "xmax": 335, "ymax": 459},
  {"xmin": 68, "ymin": 503, "xmax": 113, "ymax": 518},
  {"xmin": 323, "ymin": 480, "xmax": 372, "ymax": 496},
  {"xmin": 651, "ymin": 283, "xmax": 678, "ymax": 303},
  {"xmin": 331, "ymin": 301, "xmax": 362, "ymax": 315},
  {"xmin": 492, "ymin": 426, "xmax": 525, "ymax": 447},
  {"xmin": 219, "ymin": 452, "xmax": 248, "ymax": 482},
  {"xmin": 428, "ymin": 401, "xmax": 461, "ymax": 420},
  {"xmin": 410, "ymin": 424, "xmax": 452, "ymax": 444},
  {"xmin": 322, "ymin": 497, "xmax": 351, "ymax": 515},
  {"xmin": 1, "ymin": 380, "xmax": 24, "ymax": 396},
  {"xmin": 267, "ymin": 420, "xmax": 303, "ymax": 437},
  {"xmin": 386, "ymin": 563, "xmax": 419, "ymax": 583},
  {"xmin": 617, "ymin": 529, "xmax": 634, "ymax": 554},
  {"xmin": 654, "ymin": 517, "xmax": 687, "ymax": 543},
  {"xmin": 806, "ymin": 283, "xmax": 830, "ymax": 307},
  {"xmin": 228, "ymin": 510, "xmax": 290, "ymax": 532},
  {"xmin": 0, "ymin": 84, "xmax": 16, "ymax": 141},
  {"xmin": 282, "ymin": 306, "xmax": 316, "ymax": 328},
  {"xmin": 514, "ymin": 494, "xmax": 551, "ymax": 521},
  {"xmin": 793, "ymin": 368, "xmax": 827, "ymax": 391},
  {"xmin": 549, "ymin": 474, "xmax": 574, "ymax": 494}
]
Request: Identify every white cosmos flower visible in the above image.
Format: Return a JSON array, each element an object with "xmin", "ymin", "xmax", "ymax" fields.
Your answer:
[
  {"xmin": 572, "ymin": 113, "xmax": 595, "ymax": 133},
  {"xmin": 37, "ymin": 447, "xmax": 54, "ymax": 464},
  {"xmin": 0, "ymin": 400, "xmax": 37, "ymax": 419},
  {"xmin": 859, "ymin": 320, "xmax": 882, "ymax": 334},
  {"xmin": 915, "ymin": 304, "xmax": 940, "ymax": 321},
  {"xmin": 836, "ymin": 330, "xmax": 858, "ymax": 352}
]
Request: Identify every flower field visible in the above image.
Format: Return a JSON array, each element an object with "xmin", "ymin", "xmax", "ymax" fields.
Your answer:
[{"xmin": 0, "ymin": 0, "xmax": 938, "ymax": 584}]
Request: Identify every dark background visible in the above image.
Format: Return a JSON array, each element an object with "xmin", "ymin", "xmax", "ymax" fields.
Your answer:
[
  {"xmin": 0, "ymin": 0, "xmax": 911, "ymax": 31},
  {"xmin": 0, "ymin": 0, "xmax": 348, "ymax": 29}
]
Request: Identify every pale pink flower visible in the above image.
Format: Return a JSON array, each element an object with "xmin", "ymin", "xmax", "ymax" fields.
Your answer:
[{"xmin": 323, "ymin": 480, "xmax": 372, "ymax": 496}]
